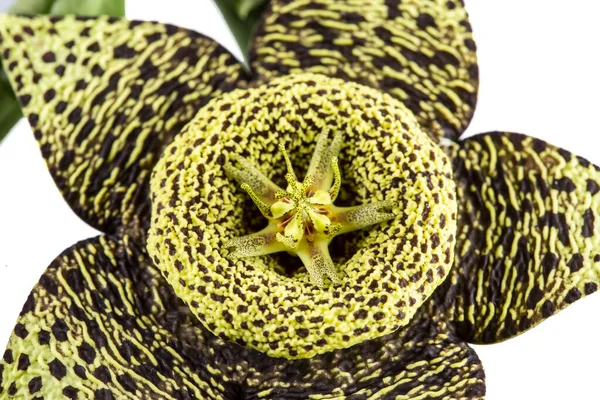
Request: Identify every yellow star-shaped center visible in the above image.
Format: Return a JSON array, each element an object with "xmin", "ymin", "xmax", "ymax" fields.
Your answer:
[{"xmin": 224, "ymin": 132, "xmax": 395, "ymax": 286}]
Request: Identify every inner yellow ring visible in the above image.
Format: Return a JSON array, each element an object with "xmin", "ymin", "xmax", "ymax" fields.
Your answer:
[{"xmin": 147, "ymin": 73, "xmax": 457, "ymax": 359}]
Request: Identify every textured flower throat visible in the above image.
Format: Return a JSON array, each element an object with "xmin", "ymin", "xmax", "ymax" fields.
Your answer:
[
  {"xmin": 148, "ymin": 73, "xmax": 458, "ymax": 359},
  {"xmin": 224, "ymin": 131, "xmax": 395, "ymax": 286}
]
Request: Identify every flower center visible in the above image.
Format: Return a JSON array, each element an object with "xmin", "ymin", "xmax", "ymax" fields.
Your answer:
[
  {"xmin": 148, "ymin": 73, "xmax": 459, "ymax": 359},
  {"xmin": 224, "ymin": 131, "xmax": 395, "ymax": 286},
  {"xmin": 271, "ymin": 143, "xmax": 341, "ymax": 246}
]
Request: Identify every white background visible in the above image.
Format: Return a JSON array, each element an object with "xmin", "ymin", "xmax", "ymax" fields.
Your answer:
[{"xmin": 1, "ymin": 1, "xmax": 599, "ymax": 398}]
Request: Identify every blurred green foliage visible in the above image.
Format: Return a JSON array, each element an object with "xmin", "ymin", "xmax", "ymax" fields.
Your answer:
[
  {"xmin": 213, "ymin": 0, "xmax": 267, "ymax": 63},
  {"xmin": 229, "ymin": 0, "xmax": 265, "ymax": 19}
]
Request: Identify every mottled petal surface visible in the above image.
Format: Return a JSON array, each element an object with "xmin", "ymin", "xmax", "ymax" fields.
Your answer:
[
  {"xmin": 0, "ymin": 233, "xmax": 486, "ymax": 398},
  {"xmin": 0, "ymin": 235, "xmax": 247, "ymax": 399},
  {"xmin": 437, "ymin": 132, "xmax": 600, "ymax": 343},
  {"xmin": 250, "ymin": 0, "xmax": 479, "ymax": 142},
  {"xmin": 0, "ymin": 15, "xmax": 247, "ymax": 235},
  {"xmin": 244, "ymin": 311, "xmax": 485, "ymax": 400}
]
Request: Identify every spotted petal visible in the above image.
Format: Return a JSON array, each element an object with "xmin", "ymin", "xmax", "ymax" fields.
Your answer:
[
  {"xmin": 0, "ymin": 15, "xmax": 247, "ymax": 235},
  {"xmin": 250, "ymin": 0, "xmax": 479, "ymax": 142},
  {"xmin": 244, "ymin": 311, "xmax": 486, "ymax": 399},
  {"xmin": 436, "ymin": 132, "xmax": 600, "ymax": 343},
  {"xmin": 0, "ymin": 235, "xmax": 247, "ymax": 399},
  {"xmin": 0, "ymin": 235, "xmax": 486, "ymax": 398}
]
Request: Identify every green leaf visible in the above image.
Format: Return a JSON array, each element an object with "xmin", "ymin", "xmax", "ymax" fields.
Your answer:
[
  {"xmin": 232, "ymin": 0, "xmax": 265, "ymax": 20},
  {"xmin": 0, "ymin": 81, "xmax": 22, "ymax": 143},
  {"xmin": 8, "ymin": 0, "xmax": 53, "ymax": 14},
  {"xmin": 9, "ymin": 0, "xmax": 125, "ymax": 15},
  {"xmin": 213, "ymin": 0, "xmax": 267, "ymax": 63},
  {"xmin": 49, "ymin": 0, "xmax": 125, "ymax": 17},
  {"xmin": 0, "ymin": 0, "xmax": 126, "ymax": 142}
]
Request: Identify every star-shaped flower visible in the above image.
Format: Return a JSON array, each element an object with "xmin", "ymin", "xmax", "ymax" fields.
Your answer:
[
  {"xmin": 1, "ymin": 1, "xmax": 600, "ymax": 399},
  {"xmin": 223, "ymin": 132, "xmax": 397, "ymax": 286}
]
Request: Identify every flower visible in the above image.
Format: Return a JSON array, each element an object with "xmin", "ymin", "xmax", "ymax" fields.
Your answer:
[
  {"xmin": 1, "ymin": 1, "xmax": 599, "ymax": 399},
  {"xmin": 147, "ymin": 72, "xmax": 460, "ymax": 360}
]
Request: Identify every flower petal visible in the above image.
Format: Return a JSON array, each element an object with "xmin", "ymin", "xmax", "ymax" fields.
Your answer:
[
  {"xmin": 0, "ymin": 14, "xmax": 247, "ymax": 235},
  {"xmin": 306, "ymin": 206, "xmax": 331, "ymax": 233},
  {"xmin": 438, "ymin": 132, "xmax": 600, "ymax": 343},
  {"xmin": 296, "ymin": 239, "xmax": 339, "ymax": 286},
  {"xmin": 308, "ymin": 189, "xmax": 332, "ymax": 205},
  {"xmin": 304, "ymin": 129, "xmax": 342, "ymax": 191},
  {"xmin": 226, "ymin": 225, "xmax": 288, "ymax": 257},
  {"xmin": 0, "ymin": 235, "xmax": 485, "ymax": 398},
  {"xmin": 0, "ymin": 235, "xmax": 247, "ymax": 399},
  {"xmin": 226, "ymin": 153, "xmax": 284, "ymax": 205},
  {"xmin": 250, "ymin": 0, "xmax": 479, "ymax": 142},
  {"xmin": 270, "ymin": 200, "xmax": 294, "ymax": 218},
  {"xmin": 244, "ymin": 312, "xmax": 486, "ymax": 399}
]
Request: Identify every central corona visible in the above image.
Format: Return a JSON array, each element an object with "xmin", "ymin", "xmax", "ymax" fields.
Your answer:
[{"xmin": 224, "ymin": 131, "xmax": 396, "ymax": 286}]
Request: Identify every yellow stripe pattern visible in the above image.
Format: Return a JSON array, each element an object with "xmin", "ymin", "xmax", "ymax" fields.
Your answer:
[
  {"xmin": 0, "ymin": 14, "xmax": 247, "ymax": 234},
  {"xmin": 436, "ymin": 132, "xmax": 600, "ymax": 343},
  {"xmin": 0, "ymin": 237, "xmax": 484, "ymax": 399},
  {"xmin": 250, "ymin": 0, "xmax": 479, "ymax": 142},
  {"xmin": 0, "ymin": 236, "xmax": 248, "ymax": 399}
]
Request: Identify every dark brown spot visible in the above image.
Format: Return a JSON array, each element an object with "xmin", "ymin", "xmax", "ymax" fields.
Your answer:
[
  {"xmin": 117, "ymin": 373, "xmax": 137, "ymax": 393},
  {"xmin": 74, "ymin": 79, "xmax": 88, "ymax": 91},
  {"xmin": 18, "ymin": 94, "xmax": 31, "ymax": 106},
  {"xmin": 565, "ymin": 288, "xmax": 581, "ymax": 304},
  {"xmin": 416, "ymin": 13, "xmax": 436, "ymax": 29},
  {"xmin": 55, "ymin": 101, "xmax": 67, "ymax": 113},
  {"xmin": 78, "ymin": 342, "xmax": 96, "ymax": 364},
  {"xmin": 17, "ymin": 353, "xmax": 30, "ymax": 370},
  {"xmin": 568, "ymin": 254, "xmax": 584, "ymax": 273},
  {"xmin": 49, "ymin": 359, "xmax": 67, "ymax": 380},
  {"xmin": 222, "ymin": 310, "xmax": 233, "ymax": 323},
  {"xmin": 585, "ymin": 282, "xmax": 598, "ymax": 295},
  {"xmin": 586, "ymin": 179, "xmax": 600, "ymax": 195},
  {"xmin": 114, "ymin": 44, "xmax": 136, "ymax": 59},
  {"xmin": 14, "ymin": 323, "xmax": 28, "ymax": 339},
  {"xmin": 541, "ymin": 300, "xmax": 555, "ymax": 318},
  {"xmin": 552, "ymin": 177, "xmax": 576, "ymax": 193},
  {"xmin": 3, "ymin": 349, "xmax": 13, "ymax": 364},
  {"xmin": 526, "ymin": 286, "xmax": 544, "ymax": 309},
  {"xmin": 74, "ymin": 365, "xmax": 87, "ymax": 378},
  {"xmin": 94, "ymin": 389, "xmax": 115, "ymax": 400},
  {"xmin": 296, "ymin": 328, "xmax": 309, "ymax": 338},
  {"xmin": 541, "ymin": 252, "xmax": 558, "ymax": 277},
  {"xmin": 63, "ymin": 386, "xmax": 79, "ymax": 399},
  {"xmin": 43, "ymin": 89, "xmax": 56, "ymax": 102},
  {"xmin": 38, "ymin": 330, "xmax": 50, "ymax": 345},
  {"xmin": 582, "ymin": 209, "xmax": 595, "ymax": 238},
  {"xmin": 87, "ymin": 42, "xmax": 100, "ymax": 52},
  {"xmin": 42, "ymin": 51, "xmax": 56, "ymax": 62},
  {"xmin": 28, "ymin": 377, "xmax": 42, "ymax": 394},
  {"xmin": 94, "ymin": 366, "xmax": 111, "ymax": 383},
  {"xmin": 51, "ymin": 319, "xmax": 68, "ymax": 342}
]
